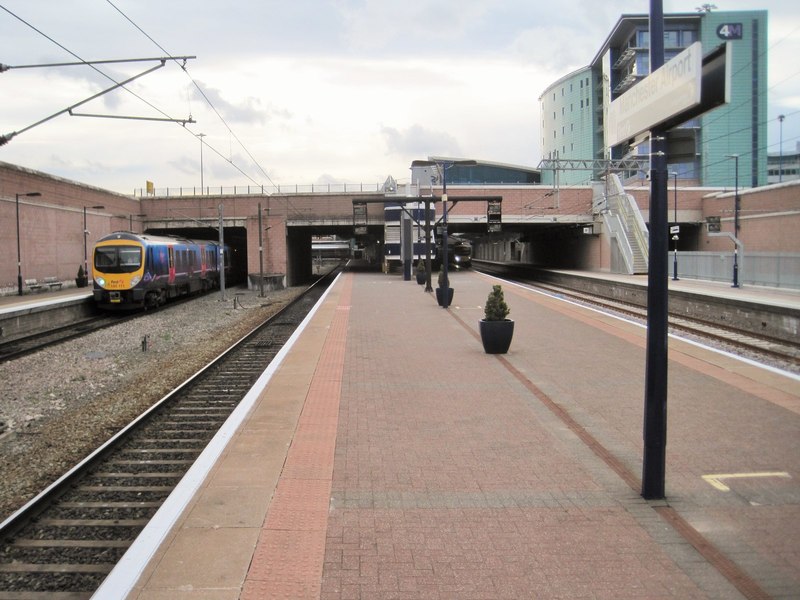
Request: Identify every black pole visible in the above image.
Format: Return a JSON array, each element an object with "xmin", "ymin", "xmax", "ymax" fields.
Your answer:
[
  {"xmin": 16, "ymin": 194, "xmax": 22, "ymax": 296},
  {"xmin": 733, "ymin": 155, "xmax": 740, "ymax": 288},
  {"xmin": 424, "ymin": 198, "xmax": 433, "ymax": 292},
  {"xmin": 642, "ymin": 0, "xmax": 669, "ymax": 500},
  {"xmin": 83, "ymin": 206, "xmax": 89, "ymax": 281},
  {"xmin": 672, "ymin": 173, "xmax": 679, "ymax": 281},
  {"xmin": 258, "ymin": 202, "xmax": 265, "ymax": 297},
  {"xmin": 441, "ymin": 169, "xmax": 450, "ymax": 308}
]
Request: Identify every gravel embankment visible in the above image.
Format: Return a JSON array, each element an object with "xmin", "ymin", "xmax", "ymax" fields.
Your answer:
[{"xmin": 0, "ymin": 286, "xmax": 302, "ymax": 523}]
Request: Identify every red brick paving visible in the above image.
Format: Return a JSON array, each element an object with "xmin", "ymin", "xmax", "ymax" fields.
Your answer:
[{"xmin": 240, "ymin": 270, "xmax": 799, "ymax": 599}]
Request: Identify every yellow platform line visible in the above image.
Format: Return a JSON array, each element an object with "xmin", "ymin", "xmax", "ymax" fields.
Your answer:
[{"xmin": 702, "ymin": 471, "xmax": 791, "ymax": 492}]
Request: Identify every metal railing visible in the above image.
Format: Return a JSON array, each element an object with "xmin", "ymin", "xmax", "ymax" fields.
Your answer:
[
  {"xmin": 673, "ymin": 252, "xmax": 800, "ymax": 289},
  {"xmin": 134, "ymin": 182, "xmax": 386, "ymax": 197}
]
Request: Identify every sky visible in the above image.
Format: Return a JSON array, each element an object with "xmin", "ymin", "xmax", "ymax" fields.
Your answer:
[{"xmin": 1, "ymin": 1, "xmax": 799, "ymax": 195}]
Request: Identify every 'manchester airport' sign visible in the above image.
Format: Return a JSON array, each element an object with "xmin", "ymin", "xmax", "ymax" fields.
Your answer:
[{"xmin": 607, "ymin": 42, "xmax": 702, "ymax": 147}]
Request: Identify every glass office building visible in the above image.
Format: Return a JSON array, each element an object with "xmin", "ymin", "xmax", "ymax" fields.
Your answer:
[{"xmin": 539, "ymin": 10, "xmax": 768, "ymax": 187}]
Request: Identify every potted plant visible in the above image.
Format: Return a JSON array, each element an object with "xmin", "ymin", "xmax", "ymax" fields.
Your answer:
[
  {"xmin": 435, "ymin": 265, "xmax": 454, "ymax": 307},
  {"xmin": 479, "ymin": 284, "xmax": 514, "ymax": 353},
  {"xmin": 415, "ymin": 260, "xmax": 426, "ymax": 285},
  {"xmin": 75, "ymin": 265, "xmax": 88, "ymax": 288}
]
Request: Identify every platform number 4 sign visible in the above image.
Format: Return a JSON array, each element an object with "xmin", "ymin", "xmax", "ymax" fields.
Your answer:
[{"xmin": 717, "ymin": 23, "xmax": 743, "ymax": 40}]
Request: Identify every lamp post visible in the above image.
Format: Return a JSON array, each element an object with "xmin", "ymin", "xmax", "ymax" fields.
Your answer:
[
  {"xmin": 671, "ymin": 172, "xmax": 679, "ymax": 281},
  {"xmin": 725, "ymin": 154, "xmax": 740, "ymax": 288},
  {"xmin": 84, "ymin": 205, "xmax": 105, "ymax": 284},
  {"xmin": 15, "ymin": 191, "xmax": 42, "ymax": 295},
  {"xmin": 258, "ymin": 203, "xmax": 271, "ymax": 298},
  {"xmin": 778, "ymin": 114, "xmax": 785, "ymax": 183},
  {"xmin": 411, "ymin": 159, "xmax": 476, "ymax": 308}
]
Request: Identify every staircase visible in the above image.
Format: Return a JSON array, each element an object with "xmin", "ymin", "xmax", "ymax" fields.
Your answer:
[{"xmin": 593, "ymin": 174, "xmax": 649, "ymax": 274}]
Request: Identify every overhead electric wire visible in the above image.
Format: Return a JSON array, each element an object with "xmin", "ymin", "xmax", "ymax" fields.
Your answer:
[
  {"xmin": 1, "ymin": 2, "xmax": 269, "ymax": 189},
  {"xmin": 104, "ymin": 0, "xmax": 279, "ymax": 192},
  {"xmin": 0, "ymin": 3, "xmax": 182, "ymax": 130}
]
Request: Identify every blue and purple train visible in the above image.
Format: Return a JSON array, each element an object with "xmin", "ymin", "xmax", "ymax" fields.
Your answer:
[{"xmin": 92, "ymin": 232, "xmax": 227, "ymax": 310}]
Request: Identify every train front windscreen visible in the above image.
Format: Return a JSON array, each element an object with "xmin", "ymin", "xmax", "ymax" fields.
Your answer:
[{"xmin": 94, "ymin": 245, "xmax": 142, "ymax": 273}]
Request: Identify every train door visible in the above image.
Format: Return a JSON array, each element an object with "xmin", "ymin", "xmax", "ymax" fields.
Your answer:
[{"xmin": 168, "ymin": 246, "xmax": 175, "ymax": 283}]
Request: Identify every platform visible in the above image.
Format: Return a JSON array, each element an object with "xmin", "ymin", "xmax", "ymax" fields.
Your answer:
[{"xmin": 88, "ymin": 268, "xmax": 800, "ymax": 599}]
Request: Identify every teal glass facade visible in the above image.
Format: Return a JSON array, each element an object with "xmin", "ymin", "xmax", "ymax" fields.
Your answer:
[{"xmin": 539, "ymin": 10, "xmax": 768, "ymax": 188}]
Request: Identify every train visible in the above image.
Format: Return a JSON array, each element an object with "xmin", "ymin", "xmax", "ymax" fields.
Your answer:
[
  {"xmin": 382, "ymin": 203, "xmax": 473, "ymax": 271},
  {"xmin": 383, "ymin": 202, "xmax": 437, "ymax": 271},
  {"xmin": 448, "ymin": 238, "xmax": 472, "ymax": 269},
  {"xmin": 92, "ymin": 232, "xmax": 228, "ymax": 310}
]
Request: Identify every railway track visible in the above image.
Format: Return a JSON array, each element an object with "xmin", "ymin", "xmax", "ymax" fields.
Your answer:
[
  {"xmin": 0, "ymin": 315, "xmax": 124, "ymax": 364},
  {"xmin": 0, "ymin": 294, "xmax": 203, "ymax": 364},
  {"xmin": 0, "ymin": 271, "xmax": 337, "ymax": 599},
  {"xmin": 474, "ymin": 263, "xmax": 800, "ymax": 371}
]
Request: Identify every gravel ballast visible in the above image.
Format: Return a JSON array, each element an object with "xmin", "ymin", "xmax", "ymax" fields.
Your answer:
[{"xmin": 0, "ymin": 286, "xmax": 302, "ymax": 523}]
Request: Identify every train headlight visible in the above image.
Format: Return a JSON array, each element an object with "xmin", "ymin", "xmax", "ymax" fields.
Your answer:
[
  {"xmin": 130, "ymin": 275, "xmax": 141, "ymax": 286},
  {"xmin": 95, "ymin": 277, "xmax": 106, "ymax": 288}
]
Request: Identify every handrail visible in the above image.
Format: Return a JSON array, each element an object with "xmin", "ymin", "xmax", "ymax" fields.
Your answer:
[{"xmin": 133, "ymin": 182, "xmax": 388, "ymax": 197}]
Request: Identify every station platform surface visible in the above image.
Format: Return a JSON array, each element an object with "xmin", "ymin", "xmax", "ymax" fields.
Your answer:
[
  {"xmin": 92, "ymin": 268, "xmax": 799, "ymax": 599},
  {"xmin": 0, "ymin": 287, "xmax": 92, "ymax": 314}
]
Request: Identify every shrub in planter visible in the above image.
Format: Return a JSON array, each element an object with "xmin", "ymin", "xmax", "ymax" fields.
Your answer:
[
  {"xmin": 479, "ymin": 285, "xmax": 513, "ymax": 353},
  {"xmin": 75, "ymin": 264, "xmax": 88, "ymax": 288},
  {"xmin": 416, "ymin": 260, "xmax": 426, "ymax": 285},
  {"xmin": 435, "ymin": 265, "xmax": 454, "ymax": 307}
]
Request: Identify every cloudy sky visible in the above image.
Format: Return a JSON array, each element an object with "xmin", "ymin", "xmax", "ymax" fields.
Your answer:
[{"xmin": 2, "ymin": 1, "xmax": 798, "ymax": 194}]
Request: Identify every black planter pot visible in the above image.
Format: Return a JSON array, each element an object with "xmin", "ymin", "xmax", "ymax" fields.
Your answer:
[
  {"xmin": 75, "ymin": 277, "xmax": 88, "ymax": 288},
  {"xmin": 479, "ymin": 319, "xmax": 514, "ymax": 354},
  {"xmin": 416, "ymin": 271, "xmax": 426, "ymax": 285},
  {"xmin": 435, "ymin": 287, "xmax": 454, "ymax": 307}
]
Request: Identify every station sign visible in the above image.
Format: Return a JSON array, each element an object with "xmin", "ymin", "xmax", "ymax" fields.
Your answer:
[
  {"xmin": 487, "ymin": 198, "xmax": 502, "ymax": 232},
  {"xmin": 706, "ymin": 216, "xmax": 721, "ymax": 233},
  {"xmin": 353, "ymin": 201, "xmax": 367, "ymax": 235},
  {"xmin": 608, "ymin": 42, "xmax": 702, "ymax": 147}
]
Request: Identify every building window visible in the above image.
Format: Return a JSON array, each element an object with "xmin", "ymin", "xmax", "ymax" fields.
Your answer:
[{"xmin": 664, "ymin": 30, "xmax": 679, "ymax": 47}]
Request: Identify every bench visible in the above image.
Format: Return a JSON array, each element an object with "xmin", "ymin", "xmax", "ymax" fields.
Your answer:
[
  {"xmin": 43, "ymin": 277, "xmax": 63, "ymax": 291},
  {"xmin": 24, "ymin": 278, "xmax": 42, "ymax": 292}
]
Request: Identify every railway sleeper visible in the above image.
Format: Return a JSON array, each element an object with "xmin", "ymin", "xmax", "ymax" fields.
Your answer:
[
  {"xmin": 10, "ymin": 540, "xmax": 131, "ymax": 548},
  {"xmin": 77, "ymin": 486, "xmax": 174, "ymax": 493},
  {"xmin": 34, "ymin": 519, "xmax": 150, "ymax": 528},
  {"xmin": 0, "ymin": 563, "xmax": 113, "ymax": 573}
]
